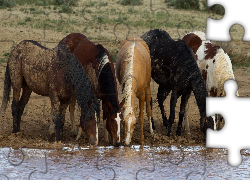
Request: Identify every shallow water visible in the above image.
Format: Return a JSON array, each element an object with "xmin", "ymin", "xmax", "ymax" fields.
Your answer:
[{"xmin": 1, "ymin": 145, "xmax": 250, "ymax": 179}]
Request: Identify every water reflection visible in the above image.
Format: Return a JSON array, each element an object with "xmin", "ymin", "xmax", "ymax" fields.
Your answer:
[{"xmin": 0, "ymin": 146, "xmax": 250, "ymax": 179}]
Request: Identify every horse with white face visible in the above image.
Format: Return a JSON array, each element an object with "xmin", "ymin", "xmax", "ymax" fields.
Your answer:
[{"xmin": 116, "ymin": 37, "xmax": 154, "ymax": 146}]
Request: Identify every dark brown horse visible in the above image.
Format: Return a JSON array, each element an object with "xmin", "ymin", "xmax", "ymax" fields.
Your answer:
[
  {"xmin": 0, "ymin": 40, "xmax": 100, "ymax": 145},
  {"xmin": 59, "ymin": 33, "xmax": 124, "ymax": 146}
]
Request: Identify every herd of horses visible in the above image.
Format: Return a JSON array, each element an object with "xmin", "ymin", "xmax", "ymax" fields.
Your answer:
[{"xmin": 0, "ymin": 29, "xmax": 236, "ymax": 146}]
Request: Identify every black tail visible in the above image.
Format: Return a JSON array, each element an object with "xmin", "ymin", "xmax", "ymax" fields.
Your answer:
[{"xmin": 0, "ymin": 64, "xmax": 11, "ymax": 115}]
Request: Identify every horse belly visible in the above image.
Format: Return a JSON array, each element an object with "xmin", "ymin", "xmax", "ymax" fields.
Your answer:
[{"xmin": 23, "ymin": 68, "xmax": 49, "ymax": 96}]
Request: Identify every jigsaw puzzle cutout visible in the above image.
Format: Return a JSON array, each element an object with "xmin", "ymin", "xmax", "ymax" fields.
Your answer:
[
  {"xmin": 206, "ymin": 79, "xmax": 250, "ymax": 167},
  {"xmin": 0, "ymin": 0, "xmax": 249, "ymax": 178},
  {"xmin": 207, "ymin": 0, "xmax": 250, "ymax": 41}
]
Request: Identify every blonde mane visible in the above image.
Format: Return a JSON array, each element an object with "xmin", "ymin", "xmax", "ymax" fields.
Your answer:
[{"xmin": 121, "ymin": 41, "xmax": 136, "ymax": 120}]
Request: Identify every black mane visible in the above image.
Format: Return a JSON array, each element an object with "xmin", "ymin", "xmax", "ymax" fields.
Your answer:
[
  {"xmin": 57, "ymin": 45, "xmax": 101, "ymax": 123},
  {"xmin": 96, "ymin": 44, "xmax": 119, "ymax": 115}
]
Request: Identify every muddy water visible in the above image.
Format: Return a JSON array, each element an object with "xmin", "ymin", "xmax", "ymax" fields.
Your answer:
[{"xmin": 1, "ymin": 146, "xmax": 250, "ymax": 179}]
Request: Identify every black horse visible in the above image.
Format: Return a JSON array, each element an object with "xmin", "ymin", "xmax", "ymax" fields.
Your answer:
[{"xmin": 141, "ymin": 29, "xmax": 214, "ymax": 137}]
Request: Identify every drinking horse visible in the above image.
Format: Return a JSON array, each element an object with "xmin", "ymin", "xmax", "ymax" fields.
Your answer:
[
  {"xmin": 0, "ymin": 40, "xmax": 100, "ymax": 145},
  {"xmin": 116, "ymin": 37, "xmax": 154, "ymax": 146},
  {"xmin": 141, "ymin": 29, "xmax": 214, "ymax": 137},
  {"xmin": 59, "ymin": 33, "xmax": 124, "ymax": 146}
]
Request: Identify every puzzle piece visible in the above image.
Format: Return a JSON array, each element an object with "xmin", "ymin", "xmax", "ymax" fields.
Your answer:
[
  {"xmin": 0, "ymin": 148, "xmax": 48, "ymax": 179},
  {"xmin": 0, "ymin": 0, "xmax": 250, "ymax": 179},
  {"xmin": 206, "ymin": 79, "xmax": 250, "ymax": 166},
  {"xmin": 207, "ymin": 0, "xmax": 250, "ymax": 41},
  {"xmin": 136, "ymin": 146, "xmax": 207, "ymax": 179}
]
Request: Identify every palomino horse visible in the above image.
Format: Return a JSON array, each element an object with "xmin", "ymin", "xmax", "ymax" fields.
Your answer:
[
  {"xmin": 116, "ymin": 37, "xmax": 154, "ymax": 146},
  {"xmin": 0, "ymin": 40, "xmax": 100, "ymax": 145},
  {"xmin": 59, "ymin": 33, "xmax": 124, "ymax": 146}
]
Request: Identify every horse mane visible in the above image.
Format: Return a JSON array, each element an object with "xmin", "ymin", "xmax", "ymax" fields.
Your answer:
[
  {"xmin": 121, "ymin": 41, "xmax": 135, "ymax": 120},
  {"xmin": 24, "ymin": 40, "xmax": 49, "ymax": 50},
  {"xmin": 96, "ymin": 44, "xmax": 119, "ymax": 115},
  {"xmin": 57, "ymin": 45, "xmax": 101, "ymax": 124}
]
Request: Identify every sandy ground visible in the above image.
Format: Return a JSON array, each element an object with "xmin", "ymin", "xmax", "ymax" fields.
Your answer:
[
  {"xmin": 0, "ymin": 1, "xmax": 249, "ymax": 149},
  {"xmin": 0, "ymin": 62, "xmax": 249, "ymax": 149}
]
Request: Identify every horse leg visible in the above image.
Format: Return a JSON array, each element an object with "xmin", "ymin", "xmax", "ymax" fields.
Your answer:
[
  {"xmin": 146, "ymin": 87, "xmax": 154, "ymax": 135},
  {"xmin": 183, "ymin": 107, "xmax": 191, "ymax": 135},
  {"xmin": 138, "ymin": 94, "xmax": 145, "ymax": 146},
  {"xmin": 167, "ymin": 90, "xmax": 179, "ymax": 137},
  {"xmin": 69, "ymin": 97, "xmax": 77, "ymax": 135},
  {"xmin": 50, "ymin": 97, "xmax": 61, "ymax": 141},
  {"xmin": 177, "ymin": 90, "xmax": 191, "ymax": 136},
  {"xmin": 157, "ymin": 84, "xmax": 170, "ymax": 128},
  {"xmin": 75, "ymin": 127, "xmax": 82, "ymax": 141},
  {"xmin": 104, "ymin": 119, "xmax": 109, "ymax": 143},
  {"xmin": 59, "ymin": 102, "xmax": 68, "ymax": 141},
  {"xmin": 12, "ymin": 87, "xmax": 21, "ymax": 133},
  {"xmin": 17, "ymin": 81, "xmax": 32, "ymax": 132},
  {"xmin": 102, "ymin": 101, "xmax": 109, "ymax": 143}
]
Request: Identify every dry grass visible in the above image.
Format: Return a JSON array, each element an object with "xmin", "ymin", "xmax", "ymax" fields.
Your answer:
[{"xmin": 210, "ymin": 40, "xmax": 250, "ymax": 67}]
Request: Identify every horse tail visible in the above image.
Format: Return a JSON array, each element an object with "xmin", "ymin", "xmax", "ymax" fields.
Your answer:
[{"xmin": 0, "ymin": 64, "xmax": 11, "ymax": 115}]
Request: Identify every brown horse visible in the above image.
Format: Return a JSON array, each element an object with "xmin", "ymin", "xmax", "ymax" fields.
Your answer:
[
  {"xmin": 116, "ymin": 37, "xmax": 153, "ymax": 146},
  {"xmin": 59, "ymin": 33, "xmax": 124, "ymax": 146},
  {"xmin": 0, "ymin": 40, "xmax": 100, "ymax": 145}
]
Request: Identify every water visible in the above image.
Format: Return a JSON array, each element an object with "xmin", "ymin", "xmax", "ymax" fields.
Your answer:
[{"xmin": 1, "ymin": 145, "xmax": 250, "ymax": 179}]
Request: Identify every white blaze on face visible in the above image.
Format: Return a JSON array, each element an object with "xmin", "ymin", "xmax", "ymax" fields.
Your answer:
[
  {"xmin": 125, "ymin": 117, "xmax": 133, "ymax": 144},
  {"xmin": 115, "ymin": 112, "xmax": 121, "ymax": 142},
  {"xmin": 149, "ymin": 117, "xmax": 154, "ymax": 134},
  {"xmin": 212, "ymin": 115, "xmax": 217, "ymax": 130}
]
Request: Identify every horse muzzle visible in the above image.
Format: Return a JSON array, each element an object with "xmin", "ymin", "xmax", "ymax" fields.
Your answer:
[
  {"xmin": 114, "ymin": 140, "xmax": 120, "ymax": 147},
  {"xmin": 89, "ymin": 135, "xmax": 98, "ymax": 146}
]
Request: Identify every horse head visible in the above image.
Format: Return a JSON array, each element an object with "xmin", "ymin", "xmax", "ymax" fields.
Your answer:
[
  {"xmin": 79, "ymin": 95, "xmax": 100, "ymax": 146},
  {"xmin": 123, "ymin": 104, "xmax": 138, "ymax": 146},
  {"xmin": 80, "ymin": 110, "xmax": 99, "ymax": 146},
  {"xmin": 106, "ymin": 99, "xmax": 125, "ymax": 147}
]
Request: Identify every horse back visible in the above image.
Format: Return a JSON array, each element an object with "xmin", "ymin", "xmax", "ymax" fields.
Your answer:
[
  {"xmin": 116, "ymin": 37, "xmax": 151, "ymax": 90},
  {"xmin": 8, "ymin": 40, "xmax": 71, "ymax": 97}
]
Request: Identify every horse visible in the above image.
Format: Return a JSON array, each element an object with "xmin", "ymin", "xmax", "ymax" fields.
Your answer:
[
  {"xmin": 116, "ymin": 37, "xmax": 153, "ymax": 146},
  {"xmin": 59, "ymin": 33, "xmax": 124, "ymax": 146},
  {"xmin": 183, "ymin": 31, "xmax": 239, "ymax": 131},
  {"xmin": 141, "ymin": 29, "xmax": 214, "ymax": 137},
  {"xmin": 0, "ymin": 40, "xmax": 100, "ymax": 145}
]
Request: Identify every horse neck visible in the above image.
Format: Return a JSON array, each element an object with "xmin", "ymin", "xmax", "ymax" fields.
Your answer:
[
  {"xmin": 189, "ymin": 73, "xmax": 208, "ymax": 123},
  {"xmin": 122, "ymin": 42, "xmax": 136, "ymax": 120},
  {"xmin": 98, "ymin": 53, "xmax": 119, "ymax": 114}
]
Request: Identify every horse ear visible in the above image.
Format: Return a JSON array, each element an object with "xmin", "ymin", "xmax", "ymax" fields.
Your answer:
[
  {"xmin": 133, "ymin": 104, "xmax": 138, "ymax": 114},
  {"xmin": 119, "ymin": 98, "xmax": 125, "ymax": 109}
]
